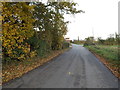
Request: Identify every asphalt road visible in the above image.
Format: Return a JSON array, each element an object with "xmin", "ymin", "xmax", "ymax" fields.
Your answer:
[{"xmin": 3, "ymin": 44, "xmax": 119, "ymax": 88}]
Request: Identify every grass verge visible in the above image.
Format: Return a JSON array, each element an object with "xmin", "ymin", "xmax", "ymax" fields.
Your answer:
[
  {"xmin": 85, "ymin": 45, "xmax": 120, "ymax": 79},
  {"xmin": 2, "ymin": 48, "xmax": 71, "ymax": 84}
]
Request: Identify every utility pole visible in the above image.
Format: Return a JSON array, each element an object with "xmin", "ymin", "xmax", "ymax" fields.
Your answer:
[
  {"xmin": 92, "ymin": 27, "xmax": 94, "ymax": 43},
  {"xmin": 78, "ymin": 36, "xmax": 79, "ymax": 41},
  {"xmin": 92, "ymin": 27, "xmax": 94, "ymax": 38}
]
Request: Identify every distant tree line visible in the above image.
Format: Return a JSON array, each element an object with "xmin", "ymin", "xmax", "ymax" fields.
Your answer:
[
  {"xmin": 84, "ymin": 33, "xmax": 120, "ymax": 46},
  {"xmin": 97, "ymin": 33, "xmax": 120, "ymax": 45}
]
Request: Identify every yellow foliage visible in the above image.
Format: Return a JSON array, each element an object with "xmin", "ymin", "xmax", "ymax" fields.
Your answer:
[
  {"xmin": 30, "ymin": 51, "xmax": 37, "ymax": 58},
  {"xmin": 2, "ymin": 2, "xmax": 35, "ymax": 61}
]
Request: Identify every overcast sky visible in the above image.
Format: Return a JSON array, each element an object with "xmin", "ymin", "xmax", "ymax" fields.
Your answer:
[{"xmin": 64, "ymin": 0, "xmax": 120, "ymax": 40}]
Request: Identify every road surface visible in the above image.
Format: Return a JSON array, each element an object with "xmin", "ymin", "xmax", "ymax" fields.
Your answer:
[{"xmin": 3, "ymin": 44, "xmax": 119, "ymax": 88}]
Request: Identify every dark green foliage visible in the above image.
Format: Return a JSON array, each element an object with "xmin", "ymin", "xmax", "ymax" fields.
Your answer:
[
  {"xmin": 62, "ymin": 41, "xmax": 70, "ymax": 49},
  {"xmin": 83, "ymin": 37, "xmax": 95, "ymax": 46}
]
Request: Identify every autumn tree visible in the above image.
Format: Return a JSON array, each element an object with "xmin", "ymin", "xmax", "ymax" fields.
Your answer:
[
  {"xmin": 33, "ymin": 2, "xmax": 82, "ymax": 50},
  {"xmin": 2, "ymin": 2, "xmax": 35, "ymax": 62},
  {"xmin": 2, "ymin": 1, "xmax": 83, "ymax": 62}
]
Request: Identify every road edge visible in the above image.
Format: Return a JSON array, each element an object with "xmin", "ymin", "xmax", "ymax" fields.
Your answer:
[
  {"xmin": 2, "ymin": 47, "xmax": 72, "ymax": 88},
  {"xmin": 86, "ymin": 48, "xmax": 120, "ymax": 80}
]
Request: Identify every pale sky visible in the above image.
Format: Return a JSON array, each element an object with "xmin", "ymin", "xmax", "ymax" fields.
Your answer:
[{"xmin": 64, "ymin": 0, "xmax": 120, "ymax": 40}]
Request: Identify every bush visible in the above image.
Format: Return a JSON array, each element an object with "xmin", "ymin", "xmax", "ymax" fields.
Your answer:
[
  {"xmin": 26, "ymin": 33, "xmax": 50, "ymax": 57},
  {"xmin": 62, "ymin": 41, "xmax": 70, "ymax": 49}
]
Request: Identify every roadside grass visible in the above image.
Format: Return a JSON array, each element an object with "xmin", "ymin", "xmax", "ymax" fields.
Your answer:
[
  {"xmin": 2, "ymin": 48, "xmax": 70, "ymax": 84},
  {"xmin": 86, "ymin": 45, "xmax": 118, "ymax": 60},
  {"xmin": 85, "ymin": 45, "xmax": 120, "ymax": 78}
]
